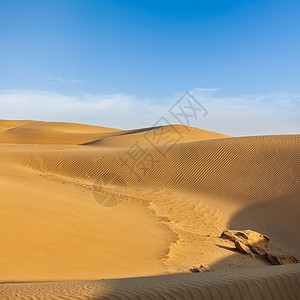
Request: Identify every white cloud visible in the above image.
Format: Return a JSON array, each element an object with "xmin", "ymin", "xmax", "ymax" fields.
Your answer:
[
  {"xmin": 191, "ymin": 87, "xmax": 220, "ymax": 93},
  {"xmin": 0, "ymin": 88, "xmax": 299, "ymax": 136}
]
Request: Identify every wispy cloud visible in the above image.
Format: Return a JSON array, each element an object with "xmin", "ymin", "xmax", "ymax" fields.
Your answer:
[
  {"xmin": 0, "ymin": 88, "xmax": 299, "ymax": 136},
  {"xmin": 47, "ymin": 77, "xmax": 66, "ymax": 84},
  {"xmin": 47, "ymin": 77, "xmax": 86, "ymax": 85},
  {"xmin": 69, "ymin": 79, "xmax": 86, "ymax": 84}
]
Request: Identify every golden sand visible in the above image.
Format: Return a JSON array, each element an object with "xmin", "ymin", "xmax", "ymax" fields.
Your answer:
[{"xmin": 0, "ymin": 120, "xmax": 299, "ymax": 299}]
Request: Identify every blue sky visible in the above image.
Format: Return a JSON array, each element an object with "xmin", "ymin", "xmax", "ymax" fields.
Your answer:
[{"xmin": 0, "ymin": 0, "xmax": 299, "ymax": 135}]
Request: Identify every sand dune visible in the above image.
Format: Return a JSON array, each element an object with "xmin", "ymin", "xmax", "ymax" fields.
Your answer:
[
  {"xmin": 0, "ymin": 120, "xmax": 228, "ymax": 145},
  {"xmin": 0, "ymin": 120, "xmax": 122, "ymax": 144},
  {"xmin": 83, "ymin": 125, "xmax": 230, "ymax": 148},
  {"xmin": 0, "ymin": 120, "xmax": 299, "ymax": 299}
]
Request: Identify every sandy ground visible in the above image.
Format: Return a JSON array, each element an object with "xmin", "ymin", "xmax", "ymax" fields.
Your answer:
[{"xmin": 0, "ymin": 119, "xmax": 299, "ymax": 299}]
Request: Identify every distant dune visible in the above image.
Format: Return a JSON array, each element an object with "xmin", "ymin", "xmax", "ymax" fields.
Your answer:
[
  {"xmin": 0, "ymin": 120, "xmax": 121, "ymax": 144},
  {"xmin": 0, "ymin": 120, "xmax": 299, "ymax": 299}
]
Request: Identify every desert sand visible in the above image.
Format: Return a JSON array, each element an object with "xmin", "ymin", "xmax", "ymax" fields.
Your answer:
[{"xmin": 0, "ymin": 119, "xmax": 299, "ymax": 299}]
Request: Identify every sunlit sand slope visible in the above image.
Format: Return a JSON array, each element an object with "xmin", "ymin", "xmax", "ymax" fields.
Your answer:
[
  {"xmin": 1, "ymin": 264, "xmax": 299, "ymax": 300},
  {"xmin": 0, "ymin": 155, "xmax": 174, "ymax": 281}
]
